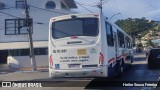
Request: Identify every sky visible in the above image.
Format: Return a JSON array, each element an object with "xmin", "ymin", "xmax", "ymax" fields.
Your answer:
[{"xmin": 74, "ymin": 0, "xmax": 160, "ymax": 22}]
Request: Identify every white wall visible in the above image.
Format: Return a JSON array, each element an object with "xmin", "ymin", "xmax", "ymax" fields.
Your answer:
[
  {"xmin": 1, "ymin": 0, "xmax": 76, "ymax": 69},
  {"xmin": 7, "ymin": 55, "xmax": 48, "ymax": 68},
  {"xmin": 0, "ymin": 0, "xmax": 75, "ymax": 43}
]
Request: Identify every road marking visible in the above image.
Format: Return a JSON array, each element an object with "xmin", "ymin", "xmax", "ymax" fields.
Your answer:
[{"xmin": 132, "ymin": 61, "xmax": 147, "ymax": 65}]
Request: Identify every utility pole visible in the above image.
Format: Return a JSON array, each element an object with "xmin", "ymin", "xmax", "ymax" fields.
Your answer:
[
  {"xmin": 100, "ymin": 0, "xmax": 102, "ymax": 14},
  {"xmin": 97, "ymin": 0, "xmax": 103, "ymax": 14},
  {"xmin": 24, "ymin": 0, "xmax": 36, "ymax": 71}
]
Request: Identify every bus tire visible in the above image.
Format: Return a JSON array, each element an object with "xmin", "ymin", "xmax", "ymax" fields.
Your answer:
[
  {"xmin": 131, "ymin": 56, "xmax": 134, "ymax": 63},
  {"xmin": 118, "ymin": 60, "xmax": 124, "ymax": 77}
]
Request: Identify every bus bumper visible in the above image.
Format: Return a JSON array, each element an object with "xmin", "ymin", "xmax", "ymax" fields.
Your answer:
[{"xmin": 49, "ymin": 67, "xmax": 105, "ymax": 78}]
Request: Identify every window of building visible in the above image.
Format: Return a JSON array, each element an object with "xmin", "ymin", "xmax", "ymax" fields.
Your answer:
[
  {"xmin": 16, "ymin": 0, "xmax": 25, "ymax": 9},
  {"xmin": 45, "ymin": 1, "xmax": 56, "ymax": 9},
  {"xmin": 9, "ymin": 49, "xmax": 20, "ymax": 56},
  {"xmin": 118, "ymin": 31, "xmax": 125, "ymax": 48},
  {"xmin": 5, "ymin": 19, "xmax": 33, "ymax": 35},
  {"xmin": 0, "ymin": 2, "xmax": 5, "ymax": 10},
  {"xmin": 34, "ymin": 48, "xmax": 48, "ymax": 55},
  {"xmin": 9, "ymin": 48, "xmax": 48, "ymax": 56},
  {"xmin": 105, "ymin": 22, "xmax": 114, "ymax": 46},
  {"xmin": 9, "ymin": 49, "xmax": 29, "ymax": 56},
  {"xmin": 20, "ymin": 49, "xmax": 29, "ymax": 56}
]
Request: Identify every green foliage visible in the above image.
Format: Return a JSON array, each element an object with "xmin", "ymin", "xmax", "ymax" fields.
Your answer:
[
  {"xmin": 157, "ymin": 24, "xmax": 160, "ymax": 30},
  {"xmin": 146, "ymin": 40, "xmax": 155, "ymax": 47},
  {"xmin": 137, "ymin": 43, "xmax": 143, "ymax": 47},
  {"xmin": 115, "ymin": 18, "xmax": 158, "ymax": 37}
]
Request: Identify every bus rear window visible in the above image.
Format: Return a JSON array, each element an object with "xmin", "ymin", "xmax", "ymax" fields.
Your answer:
[{"xmin": 52, "ymin": 18, "xmax": 98, "ymax": 39}]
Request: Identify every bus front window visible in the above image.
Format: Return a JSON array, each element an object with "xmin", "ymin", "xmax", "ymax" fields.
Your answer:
[{"xmin": 52, "ymin": 18, "xmax": 99, "ymax": 39}]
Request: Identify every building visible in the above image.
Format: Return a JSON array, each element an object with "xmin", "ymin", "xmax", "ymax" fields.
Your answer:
[
  {"xmin": 0, "ymin": 0, "xmax": 77, "ymax": 69},
  {"xmin": 141, "ymin": 29, "xmax": 160, "ymax": 47}
]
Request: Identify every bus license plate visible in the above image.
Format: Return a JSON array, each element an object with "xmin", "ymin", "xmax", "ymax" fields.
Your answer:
[
  {"xmin": 68, "ymin": 64, "xmax": 80, "ymax": 68},
  {"xmin": 77, "ymin": 49, "xmax": 86, "ymax": 55}
]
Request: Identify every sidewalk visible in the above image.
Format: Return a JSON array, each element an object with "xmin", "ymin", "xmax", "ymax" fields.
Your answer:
[
  {"xmin": 0, "ymin": 69, "xmax": 49, "ymax": 81},
  {"xmin": 0, "ymin": 64, "xmax": 16, "ymax": 72},
  {"xmin": 0, "ymin": 64, "xmax": 49, "ymax": 81},
  {"xmin": 18, "ymin": 67, "xmax": 49, "ymax": 72}
]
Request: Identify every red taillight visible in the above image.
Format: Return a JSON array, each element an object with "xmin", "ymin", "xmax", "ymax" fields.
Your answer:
[
  {"xmin": 71, "ymin": 36, "xmax": 77, "ymax": 39},
  {"xmin": 49, "ymin": 55, "xmax": 53, "ymax": 68},
  {"xmin": 94, "ymin": 14, "xmax": 99, "ymax": 17},
  {"xmin": 99, "ymin": 53, "xmax": 104, "ymax": 65}
]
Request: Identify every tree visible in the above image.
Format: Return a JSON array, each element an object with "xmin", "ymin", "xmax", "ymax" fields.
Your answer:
[
  {"xmin": 146, "ymin": 40, "xmax": 154, "ymax": 47},
  {"xmin": 115, "ymin": 18, "xmax": 158, "ymax": 37}
]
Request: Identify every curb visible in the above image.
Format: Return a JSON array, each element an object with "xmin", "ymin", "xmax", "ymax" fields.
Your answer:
[
  {"xmin": 0, "ymin": 66, "xmax": 49, "ymax": 73},
  {"xmin": 18, "ymin": 67, "xmax": 49, "ymax": 72}
]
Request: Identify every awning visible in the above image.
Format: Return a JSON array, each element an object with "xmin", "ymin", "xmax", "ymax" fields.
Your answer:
[
  {"xmin": 0, "ymin": 41, "xmax": 48, "ymax": 50},
  {"xmin": 62, "ymin": 0, "xmax": 77, "ymax": 9}
]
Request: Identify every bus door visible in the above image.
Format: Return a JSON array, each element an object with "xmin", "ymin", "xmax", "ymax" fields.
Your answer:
[{"xmin": 113, "ymin": 33, "xmax": 120, "ymax": 73}]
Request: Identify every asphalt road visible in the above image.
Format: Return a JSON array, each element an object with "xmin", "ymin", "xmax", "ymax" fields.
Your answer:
[{"xmin": 1, "ymin": 52, "xmax": 160, "ymax": 90}]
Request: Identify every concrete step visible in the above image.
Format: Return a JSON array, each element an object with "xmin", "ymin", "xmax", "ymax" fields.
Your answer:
[
  {"xmin": 0, "ymin": 64, "xmax": 18, "ymax": 73},
  {"xmin": 0, "ymin": 64, "xmax": 9, "ymax": 70}
]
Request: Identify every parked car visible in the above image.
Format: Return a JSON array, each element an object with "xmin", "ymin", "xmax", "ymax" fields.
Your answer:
[
  {"xmin": 145, "ymin": 47, "xmax": 152, "ymax": 57},
  {"xmin": 147, "ymin": 48, "xmax": 160, "ymax": 69}
]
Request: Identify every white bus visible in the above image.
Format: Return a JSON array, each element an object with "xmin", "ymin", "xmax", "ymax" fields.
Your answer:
[{"xmin": 48, "ymin": 13, "xmax": 134, "ymax": 78}]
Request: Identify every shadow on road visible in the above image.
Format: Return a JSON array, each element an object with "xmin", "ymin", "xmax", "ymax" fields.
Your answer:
[{"xmin": 84, "ymin": 53, "xmax": 160, "ymax": 89}]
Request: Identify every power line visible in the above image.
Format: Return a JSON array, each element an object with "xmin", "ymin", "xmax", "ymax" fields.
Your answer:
[
  {"xmin": 75, "ymin": 1, "xmax": 94, "ymax": 13},
  {"xmin": 111, "ymin": 0, "xmax": 121, "ymax": 13},
  {"xmin": 0, "ymin": 6, "xmax": 68, "ymax": 25},
  {"xmin": 103, "ymin": 0, "xmax": 122, "ymax": 16},
  {"xmin": 101, "ymin": 0, "xmax": 108, "ymax": 5},
  {"xmin": 1, "ymin": 5, "xmax": 69, "ymax": 15},
  {"xmin": 109, "ymin": 0, "xmax": 124, "ymax": 21},
  {"xmin": 109, "ymin": 1, "xmax": 118, "ymax": 13},
  {"xmin": 0, "ymin": 11, "xmax": 49, "ymax": 28},
  {"xmin": 0, "ymin": 11, "xmax": 20, "ymax": 18},
  {"xmin": 28, "ymin": 5, "xmax": 68, "ymax": 15},
  {"xmin": 2, "ymin": 7, "xmax": 16, "ymax": 10},
  {"xmin": 74, "ymin": 1, "xmax": 97, "ymax": 7},
  {"xmin": 104, "ymin": 1, "xmax": 115, "ymax": 14}
]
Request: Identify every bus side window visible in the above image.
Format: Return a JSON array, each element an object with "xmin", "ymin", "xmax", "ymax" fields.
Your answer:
[
  {"xmin": 125, "ymin": 36, "xmax": 130, "ymax": 49},
  {"xmin": 118, "ymin": 31, "xmax": 125, "ymax": 48},
  {"xmin": 105, "ymin": 22, "xmax": 114, "ymax": 47},
  {"xmin": 129, "ymin": 38, "xmax": 132, "ymax": 49}
]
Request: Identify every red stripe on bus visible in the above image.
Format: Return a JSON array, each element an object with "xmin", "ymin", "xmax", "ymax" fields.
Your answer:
[
  {"xmin": 108, "ymin": 53, "xmax": 130, "ymax": 64},
  {"xmin": 108, "ymin": 58, "xmax": 115, "ymax": 63},
  {"xmin": 117, "ymin": 53, "xmax": 130, "ymax": 60},
  {"xmin": 125, "ymin": 53, "xmax": 129, "ymax": 56},
  {"xmin": 117, "ymin": 55, "xmax": 123, "ymax": 59}
]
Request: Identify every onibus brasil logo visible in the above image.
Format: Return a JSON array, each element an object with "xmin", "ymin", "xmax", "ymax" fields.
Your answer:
[{"xmin": 2, "ymin": 82, "xmax": 42, "ymax": 87}]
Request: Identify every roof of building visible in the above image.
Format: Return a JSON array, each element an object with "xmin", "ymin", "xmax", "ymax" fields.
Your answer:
[{"xmin": 62, "ymin": 0, "xmax": 77, "ymax": 9}]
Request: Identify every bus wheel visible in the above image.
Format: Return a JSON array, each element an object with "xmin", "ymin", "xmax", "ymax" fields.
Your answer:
[
  {"xmin": 120, "ymin": 65, "xmax": 124, "ymax": 74},
  {"xmin": 118, "ymin": 60, "xmax": 124, "ymax": 77}
]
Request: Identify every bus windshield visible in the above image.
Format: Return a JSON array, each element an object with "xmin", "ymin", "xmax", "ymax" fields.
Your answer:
[{"xmin": 52, "ymin": 18, "xmax": 99, "ymax": 39}]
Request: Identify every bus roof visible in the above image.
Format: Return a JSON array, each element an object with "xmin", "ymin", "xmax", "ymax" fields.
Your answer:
[
  {"xmin": 50, "ymin": 13, "xmax": 99, "ymax": 22},
  {"xmin": 50, "ymin": 13, "xmax": 132, "ymax": 40}
]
